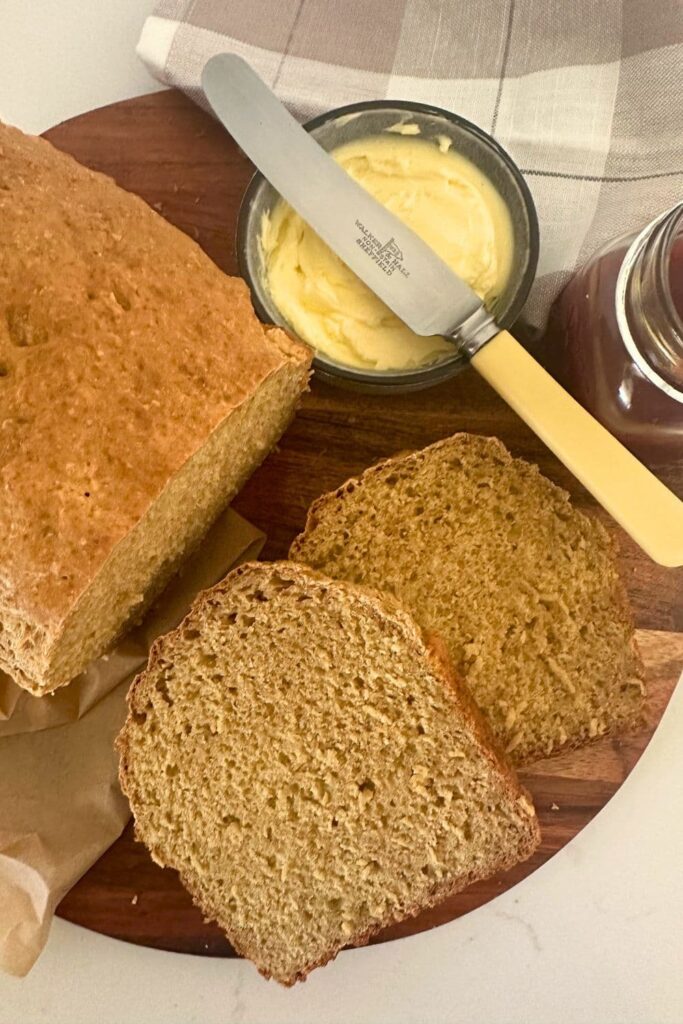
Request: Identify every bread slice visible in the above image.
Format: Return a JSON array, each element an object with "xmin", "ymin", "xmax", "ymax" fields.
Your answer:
[
  {"xmin": 0, "ymin": 122, "xmax": 311, "ymax": 695},
  {"xmin": 290, "ymin": 433, "xmax": 645, "ymax": 765},
  {"xmin": 117, "ymin": 561, "xmax": 540, "ymax": 985}
]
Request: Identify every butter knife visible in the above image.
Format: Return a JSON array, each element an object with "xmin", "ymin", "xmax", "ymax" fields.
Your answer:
[{"xmin": 202, "ymin": 53, "xmax": 683, "ymax": 566}]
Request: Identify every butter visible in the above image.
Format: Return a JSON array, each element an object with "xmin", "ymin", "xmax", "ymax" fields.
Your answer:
[
  {"xmin": 386, "ymin": 121, "xmax": 421, "ymax": 135},
  {"xmin": 260, "ymin": 134, "xmax": 514, "ymax": 371}
]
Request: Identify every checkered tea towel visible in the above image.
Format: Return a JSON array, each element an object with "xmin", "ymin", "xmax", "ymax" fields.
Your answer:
[{"xmin": 138, "ymin": 0, "xmax": 683, "ymax": 329}]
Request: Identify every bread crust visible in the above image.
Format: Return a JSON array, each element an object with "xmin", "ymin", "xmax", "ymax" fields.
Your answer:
[{"xmin": 117, "ymin": 560, "xmax": 540, "ymax": 985}]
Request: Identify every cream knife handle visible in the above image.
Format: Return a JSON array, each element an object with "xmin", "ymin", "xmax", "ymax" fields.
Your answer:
[{"xmin": 471, "ymin": 330, "xmax": 683, "ymax": 567}]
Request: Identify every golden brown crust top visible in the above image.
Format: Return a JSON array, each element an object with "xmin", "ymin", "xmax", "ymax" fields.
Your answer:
[{"xmin": 0, "ymin": 123, "xmax": 309, "ymax": 629}]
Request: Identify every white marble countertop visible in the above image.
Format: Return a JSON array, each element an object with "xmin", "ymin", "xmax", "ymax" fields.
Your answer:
[{"xmin": 0, "ymin": 3, "xmax": 681, "ymax": 1022}]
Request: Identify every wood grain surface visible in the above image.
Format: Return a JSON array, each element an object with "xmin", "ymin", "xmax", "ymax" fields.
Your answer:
[{"xmin": 45, "ymin": 91, "xmax": 683, "ymax": 958}]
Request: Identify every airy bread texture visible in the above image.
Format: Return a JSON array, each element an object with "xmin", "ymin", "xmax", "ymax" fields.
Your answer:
[
  {"xmin": 118, "ymin": 561, "xmax": 540, "ymax": 985},
  {"xmin": 290, "ymin": 434, "xmax": 645, "ymax": 764},
  {"xmin": 0, "ymin": 123, "xmax": 311, "ymax": 694}
]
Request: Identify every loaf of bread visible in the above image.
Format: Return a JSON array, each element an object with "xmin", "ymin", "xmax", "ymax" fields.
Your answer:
[
  {"xmin": 0, "ymin": 123, "xmax": 311, "ymax": 695},
  {"xmin": 290, "ymin": 433, "xmax": 645, "ymax": 764},
  {"xmin": 117, "ymin": 561, "xmax": 540, "ymax": 985}
]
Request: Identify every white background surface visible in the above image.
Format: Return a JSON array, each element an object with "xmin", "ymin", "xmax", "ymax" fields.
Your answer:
[{"xmin": 0, "ymin": 2, "xmax": 681, "ymax": 1022}]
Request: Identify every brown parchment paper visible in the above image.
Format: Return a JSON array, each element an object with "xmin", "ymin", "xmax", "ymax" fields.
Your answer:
[{"xmin": 0, "ymin": 507, "xmax": 264, "ymax": 977}]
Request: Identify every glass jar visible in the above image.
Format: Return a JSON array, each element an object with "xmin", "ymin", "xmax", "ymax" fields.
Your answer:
[{"xmin": 545, "ymin": 204, "xmax": 683, "ymax": 477}]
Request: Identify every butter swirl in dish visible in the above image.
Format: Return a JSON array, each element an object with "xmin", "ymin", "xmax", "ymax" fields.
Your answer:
[{"xmin": 237, "ymin": 100, "xmax": 538, "ymax": 392}]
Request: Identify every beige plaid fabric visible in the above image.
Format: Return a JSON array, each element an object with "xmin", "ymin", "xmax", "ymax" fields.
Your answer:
[{"xmin": 138, "ymin": 0, "xmax": 683, "ymax": 328}]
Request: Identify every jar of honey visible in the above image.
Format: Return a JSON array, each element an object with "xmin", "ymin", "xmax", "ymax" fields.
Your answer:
[{"xmin": 545, "ymin": 204, "xmax": 683, "ymax": 478}]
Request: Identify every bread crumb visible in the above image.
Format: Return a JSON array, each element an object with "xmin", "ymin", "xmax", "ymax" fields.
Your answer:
[
  {"xmin": 131, "ymin": 894, "xmax": 138, "ymax": 905},
  {"xmin": 551, "ymin": 803, "xmax": 559, "ymax": 811},
  {"xmin": 516, "ymin": 795, "xmax": 535, "ymax": 817},
  {"xmin": 505, "ymin": 732, "xmax": 523, "ymax": 754}
]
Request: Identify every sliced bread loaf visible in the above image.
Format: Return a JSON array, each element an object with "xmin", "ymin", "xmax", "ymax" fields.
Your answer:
[
  {"xmin": 117, "ymin": 561, "xmax": 540, "ymax": 985},
  {"xmin": 0, "ymin": 123, "xmax": 311, "ymax": 695},
  {"xmin": 290, "ymin": 433, "xmax": 645, "ymax": 764}
]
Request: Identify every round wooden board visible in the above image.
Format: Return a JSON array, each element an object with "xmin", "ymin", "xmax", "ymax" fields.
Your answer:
[{"xmin": 46, "ymin": 91, "xmax": 683, "ymax": 958}]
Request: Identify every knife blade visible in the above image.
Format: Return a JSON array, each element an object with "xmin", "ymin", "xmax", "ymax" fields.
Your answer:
[{"xmin": 202, "ymin": 53, "xmax": 497, "ymax": 342}]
